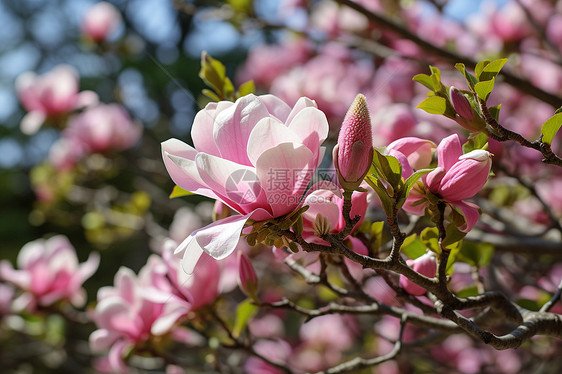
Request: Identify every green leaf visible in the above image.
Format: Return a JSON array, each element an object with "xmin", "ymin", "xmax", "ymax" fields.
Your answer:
[
  {"xmin": 458, "ymin": 241, "xmax": 494, "ymax": 268},
  {"xmin": 441, "ymin": 223, "xmax": 466, "ymax": 249},
  {"xmin": 416, "ymin": 96, "xmax": 447, "ymax": 115},
  {"xmin": 365, "ymin": 176, "xmax": 394, "ymax": 217},
  {"xmin": 233, "ymin": 298, "xmax": 259, "ymax": 338},
  {"xmin": 462, "ymin": 132, "xmax": 489, "ymax": 153},
  {"xmin": 516, "ymin": 298, "xmax": 541, "ymax": 312},
  {"xmin": 202, "ymin": 89, "xmax": 221, "ymax": 102},
  {"xmin": 475, "ymin": 60, "xmax": 491, "ymax": 79},
  {"xmin": 456, "ymin": 285, "xmax": 479, "ymax": 298},
  {"xmin": 413, "ymin": 74, "xmax": 434, "ymax": 90},
  {"xmin": 370, "ymin": 221, "xmax": 385, "ymax": 250},
  {"xmin": 397, "ymin": 168, "xmax": 431, "ymax": 210},
  {"xmin": 420, "ymin": 227, "xmax": 440, "ymax": 254},
  {"xmin": 372, "ymin": 149, "xmax": 402, "ymax": 191},
  {"xmin": 455, "ymin": 62, "xmax": 478, "ymax": 90},
  {"xmin": 401, "ymin": 234, "xmax": 427, "ymax": 259},
  {"xmin": 488, "ymin": 104, "xmax": 501, "ymax": 122},
  {"xmin": 479, "ymin": 58, "xmax": 508, "ymax": 82},
  {"xmin": 429, "ymin": 66, "xmax": 442, "ymax": 91},
  {"xmin": 199, "ymin": 51, "xmax": 227, "ymax": 94},
  {"xmin": 223, "ymin": 77, "xmax": 235, "ymax": 100},
  {"xmin": 169, "ymin": 185, "xmax": 193, "ymax": 199},
  {"xmin": 237, "ymin": 80, "xmax": 255, "ymax": 97},
  {"xmin": 541, "ymin": 112, "xmax": 562, "ymax": 145},
  {"xmin": 474, "ymin": 77, "xmax": 495, "ymax": 101}
]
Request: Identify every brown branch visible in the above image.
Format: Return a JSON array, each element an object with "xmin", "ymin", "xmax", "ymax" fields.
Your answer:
[{"xmin": 333, "ymin": 0, "xmax": 562, "ymax": 108}]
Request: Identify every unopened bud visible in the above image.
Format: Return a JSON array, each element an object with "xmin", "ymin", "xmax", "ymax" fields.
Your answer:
[
  {"xmin": 449, "ymin": 86, "xmax": 473, "ymax": 121},
  {"xmin": 237, "ymin": 252, "xmax": 258, "ymax": 300},
  {"xmin": 334, "ymin": 94, "xmax": 374, "ymax": 191}
]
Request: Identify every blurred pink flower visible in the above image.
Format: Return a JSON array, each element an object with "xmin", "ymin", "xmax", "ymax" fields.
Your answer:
[
  {"xmin": 237, "ymin": 251, "xmax": 258, "ymax": 299},
  {"xmin": 0, "ymin": 283, "xmax": 14, "ymax": 318},
  {"xmin": 0, "ymin": 235, "xmax": 99, "ymax": 311},
  {"xmin": 399, "ymin": 252, "xmax": 437, "ymax": 296},
  {"xmin": 244, "ymin": 339, "xmax": 293, "ymax": 374},
  {"xmin": 371, "ymin": 104, "xmax": 418, "ymax": 147},
  {"xmin": 15, "ymin": 65, "xmax": 99, "ymax": 134},
  {"xmin": 81, "ymin": 1, "xmax": 122, "ymax": 43},
  {"xmin": 162, "ymin": 94, "xmax": 329, "ymax": 273},
  {"xmin": 237, "ymin": 38, "xmax": 311, "ymax": 88},
  {"xmin": 64, "ymin": 103, "xmax": 142, "ymax": 154}
]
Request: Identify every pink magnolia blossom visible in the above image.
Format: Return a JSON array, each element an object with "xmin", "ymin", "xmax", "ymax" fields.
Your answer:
[
  {"xmin": 399, "ymin": 252, "xmax": 437, "ymax": 296},
  {"xmin": 162, "ymin": 93, "xmax": 329, "ymax": 274},
  {"xmin": 0, "ymin": 235, "xmax": 99, "ymax": 311},
  {"xmin": 0, "ymin": 283, "xmax": 14, "ymax": 318},
  {"xmin": 64, "ymin": 103, "xmax": 142, "ymax": 154},
  {"xmin": 89, "ymin": 254, "xmax": 203, "ymax": 373},
  {"xmin": 15, "ymin": 65, "xmax": 99, "ymax": 134},
  {"xmin": 333, "ymin": 94, "xmax": 373, "ymax": 190},
  {"xmin": 393, "ymin": 135, "xmax": 492, "ymax": 232},
  {"xmin": 386, "ymin": 136, "xmax": 436, "ymax": 171},
  {"xmin": 81, "ymin": 2, "xmax": 122, "ymax": 43},
  {"xmin": 301, "ymin": 181, "xmax": 368, "ymax": 244}
]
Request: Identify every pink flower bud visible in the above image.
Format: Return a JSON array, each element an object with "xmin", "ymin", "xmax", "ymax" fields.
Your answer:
[
  {"xmin": 400, "ymin": 252, "xmax": 437, "ymax": 296},
  {"xmin": 334, "ymin": 94, "xmax": 373, "ymax": 191},
  {"xmin": 449, "ymin": 86, "xmax": 473, "ymax": 121},
  {"xmin": 237, "ymin": 252, "xmax": 258, "ymax": 299},
  {"xmin": 437, "ymin": 149, "xmax": 492, "ymax": 201}
]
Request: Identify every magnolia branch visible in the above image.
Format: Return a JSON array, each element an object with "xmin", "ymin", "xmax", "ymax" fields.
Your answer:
[{"xmin": 334, "ymin": 0, "xmax": 562, "ymax": 108}]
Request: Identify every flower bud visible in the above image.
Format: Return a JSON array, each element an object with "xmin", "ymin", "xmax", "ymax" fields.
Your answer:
[
  {"xmin": 400, "ymin": 252, "xmax": 437, "ymax": 296},
  {"xmin": 81, "ymin": 2, "xmax": 122, "ymax": 43},
  {"xmin": 313, "ymin": 214, "xmax": 332, "ymax": 237},
  {"xmin": 449, "ymin": 86, "xmax": 473, "ymax": 121},
  {"xmin": 237, "ymin": 252, "xmax": 258, "ymax": 300},
  {"xmin": 334, "ymin": 94, "xmax": 374, "ymax": 191},
  {"xmin": 437, "ymin": 149, "xmax": 492, "ymax": 201}
]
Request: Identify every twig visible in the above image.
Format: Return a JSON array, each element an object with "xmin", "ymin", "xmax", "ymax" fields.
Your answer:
[{"xmin": 540, "ymin": 278, "xmax": 562, "ymax": 313}]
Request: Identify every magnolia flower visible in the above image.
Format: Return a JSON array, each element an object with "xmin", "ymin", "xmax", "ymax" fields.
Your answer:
[
  {"xmin": 333, "ymin": 94, "xmax": 373, "ymax": 191},
  {"xmin": 301, "ymin": 181, "xmax": 368, "ymax": 244},
  {"xmin": 162, "ymin": 94, "xmax": 329, "ymax": 273},
  {"xmin": 15, "ymin": 65, "xmax": 98, "ymax": 134},
  {"xmin": 396, "ymin": 134, "xmax": 492, "ymax": 232},
  {"xmin": 90, "ymin": 256, "xmax": 202, "ymax": 373},
  {"xmin": 400, "ymin": 252, "xmax": 437, "ymax": 296},
  {"xmin": 64, "ymin": 104, "xmax": 142, "ymax": 154},
  {"xmin": 81, "ymin": 2, "xmax": 122, "ymax": 43},
  {"xmin": 0, "ymin": 236, "xmax": 99, "ymax": 311}
]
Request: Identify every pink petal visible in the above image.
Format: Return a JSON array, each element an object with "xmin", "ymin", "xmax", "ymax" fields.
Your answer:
[
  {"xmin": 214, "ymin": 94, "xmax": 270, "ymax": 165},
  {"xmin": 451, "ymin": 200, "xmax": 481, "ymax": 232},
  {"xmin": 107, "ymin": 339, "xmax": 130, "ymax": 373},
  {"xmin": 195, "ymin": 153, "xmax": 267, "ymax": 214},
  {"xmin": 437, "ymin": 134, "xmax": 463, "ymax": 170},
  {"xmin": 387, "ymin": 149, "xmax": 414, "ymax": 179},
  {"xmin": 191, "ymin": 101, "xmax": 233, "ymax": 156},
  {"xmin": 246, "ymin": 116, "xmax": 302, "ymax": 166},
  {"xmin": 255, "ymin": 142, "xmax": 314, "ymax": 217},
  {"xmin": 258, "ymin": 94, "xmax": 292, "ymax": 122},
  {"xmin": 20, "ymin": 111, "xmax": 46, "ymax": 135},
  {"xmin": 287, "ymin": 107, "xmax": 329, "ymax": 166},
  {"xmin": 75, "ymin": 90, "xmax": 99, "ymax": 109},
  {"xmin": 0, "ymin": 261, "xmax": 30, "ymax": 289},
  {"xmin": 302, "ymin": 189, "xmax": 341, "ymax": 230},
  {"xmin": 162, "ymin": 138, "xmax": 218, "ymax": 200},
  {"xmin": 90, "ymin": 329, "xmax": 120, "ymax": 352},
  {"xmin": 285, "ymin": 97, "xmax": 317, "ymax": 126}
]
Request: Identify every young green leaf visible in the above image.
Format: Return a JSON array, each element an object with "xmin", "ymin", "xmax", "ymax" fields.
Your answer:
[
  {"xmin": 401, "ymin": 234, "xmax": 427, "ymax": 259},
  {"xmin": 474, "ymin": 77, "xmax": 495, "ymax": 101},
  {"xmin": 416, "ymin": 96, "xmax": 447, "ymax": 115},
  {"xmin": 233, "ymin": 298, "xmax": 259, "ymax": 337},
  {"xmin": 237, "ymin": 80, "xmax": 256, "ymax": 97},
  {"xmin": 475, "ymin": 59, "xmax": 491, "ymax": 78},
  {"xmin": 413, "ymin": 74, "xmax": 434, "ymax": 90},
  {"xmin": 541, "ymin": 112, "xmax": 562, "ymax": 145},
  {"xmin": 169, "ymin": 185, "xmax": 194, "ymax": 199},
  {"xmin": 457, "ymin": 241, "xmax": 494, "ymax": 268},
  {"xmin": 462, "ymin": 132, "xmax": 489, "ymax": 154},
  {"xmin": 478, "ymin": 58, "xmax": 508, "ymax": 82}
]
